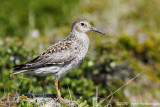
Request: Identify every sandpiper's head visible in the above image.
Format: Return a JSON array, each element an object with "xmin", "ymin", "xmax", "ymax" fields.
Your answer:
[{"xmin": 71, "ymin": 19, "xmax": 105, "ymax": 35}]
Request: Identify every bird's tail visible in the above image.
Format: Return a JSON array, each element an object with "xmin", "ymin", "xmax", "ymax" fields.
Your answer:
[{"xmin": 11, "ymin": 64, "xmax": 27, "ymax": 74}]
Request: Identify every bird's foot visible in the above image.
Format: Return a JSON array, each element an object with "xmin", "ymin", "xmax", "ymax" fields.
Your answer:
[{"xmin": 56, "ymin": 97, "xmax": 74, "ymax": 106}]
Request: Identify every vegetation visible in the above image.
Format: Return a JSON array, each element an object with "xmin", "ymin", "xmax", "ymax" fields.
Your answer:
[{"xmin": 0, "ymin": 0, "xmax": 160, "ymax": 106}]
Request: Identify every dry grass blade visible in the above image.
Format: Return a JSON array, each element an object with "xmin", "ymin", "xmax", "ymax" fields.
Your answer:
[{"xmin": 98, "ymin": 71, "xmax": 144, "ymax": 106}]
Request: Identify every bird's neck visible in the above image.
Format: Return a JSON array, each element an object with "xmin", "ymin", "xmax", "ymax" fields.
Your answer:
[
  {"xmin": 70, "ymin": 29, "xmax": 88, "ymax": 40},
  {"xmin": 70, "ymin": 30, "xmax": 89, "ymax": 49},
  {"xmin": 68, "ymin": 30, "xmax": 90, "ymax": 58}
]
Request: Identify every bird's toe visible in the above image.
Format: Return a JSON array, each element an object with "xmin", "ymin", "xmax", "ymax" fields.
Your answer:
[{"xmin": 57, "ymin": 97, "xmax": 74, "ymax": 106}]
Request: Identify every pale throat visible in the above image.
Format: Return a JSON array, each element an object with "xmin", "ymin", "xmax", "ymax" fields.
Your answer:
[{"xmin": 71, "ymin": 29, "xmax": 89, "ymax": 41}]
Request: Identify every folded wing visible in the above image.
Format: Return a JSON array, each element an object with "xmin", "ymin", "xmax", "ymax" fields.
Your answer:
[{"xmin": 12, "ymin": 37, "xmax": 75, "ymax": 74}]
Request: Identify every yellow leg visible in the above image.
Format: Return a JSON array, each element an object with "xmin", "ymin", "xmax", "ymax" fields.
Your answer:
[
  {"xmin": 55, "ymin": 79, "xmax": 71, "ymax": 105},
  {"xmin": 55, "ymin": 79, "xmax": 61, "ymax": 98}
]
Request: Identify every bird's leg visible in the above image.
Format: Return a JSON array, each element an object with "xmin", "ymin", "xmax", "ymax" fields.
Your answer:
[
  {"xmin": 55, "ymin": 79, "xmax": 61, "ymax": 98},
  {"xmin": 55, "ymin": 79, "xmax": 72, "ymax": 105}
]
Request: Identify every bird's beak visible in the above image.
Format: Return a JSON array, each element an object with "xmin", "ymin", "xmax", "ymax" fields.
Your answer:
[{"xmin": 91, "ymin": 27, "xmax": 105, "ymax": 35}]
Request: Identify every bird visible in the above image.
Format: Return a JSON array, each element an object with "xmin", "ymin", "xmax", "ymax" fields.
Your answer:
[{"xmin": 11, "ymin": 19, "xmax": 105, "ymax": 104}]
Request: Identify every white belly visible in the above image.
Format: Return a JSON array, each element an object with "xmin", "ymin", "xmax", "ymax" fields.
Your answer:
[
  {"xmin": 55, "ymin": 58, "xmax": 83, "ymax": 79},
  {"xmin": 26, "ymin": 66, "xmax": 61, "ymax": 76}
]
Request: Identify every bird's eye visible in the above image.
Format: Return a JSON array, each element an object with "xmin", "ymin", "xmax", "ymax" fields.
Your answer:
[{"xmin": 81, "ymin": 23, "xmax": 85, "ymax": 26}]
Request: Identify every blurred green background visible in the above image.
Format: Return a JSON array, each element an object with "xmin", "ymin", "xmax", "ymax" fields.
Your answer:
[{"xmin": 0, "ymin": 0, "xmax": 160, "ymax": 106}]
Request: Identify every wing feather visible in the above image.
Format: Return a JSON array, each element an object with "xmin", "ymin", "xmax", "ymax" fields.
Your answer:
[{"xmin": 13, "ymin": 36, "xmax": 76, "ymax": 73}]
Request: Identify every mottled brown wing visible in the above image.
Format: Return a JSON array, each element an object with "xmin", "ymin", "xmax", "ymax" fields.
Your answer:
[
  {"xmin": 13, "ymin": 37, "xmax": 75, "ymax": 72},
  {"xmin": 13, "ymin": 53, "xmax": 74, "ymax": 71}
]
